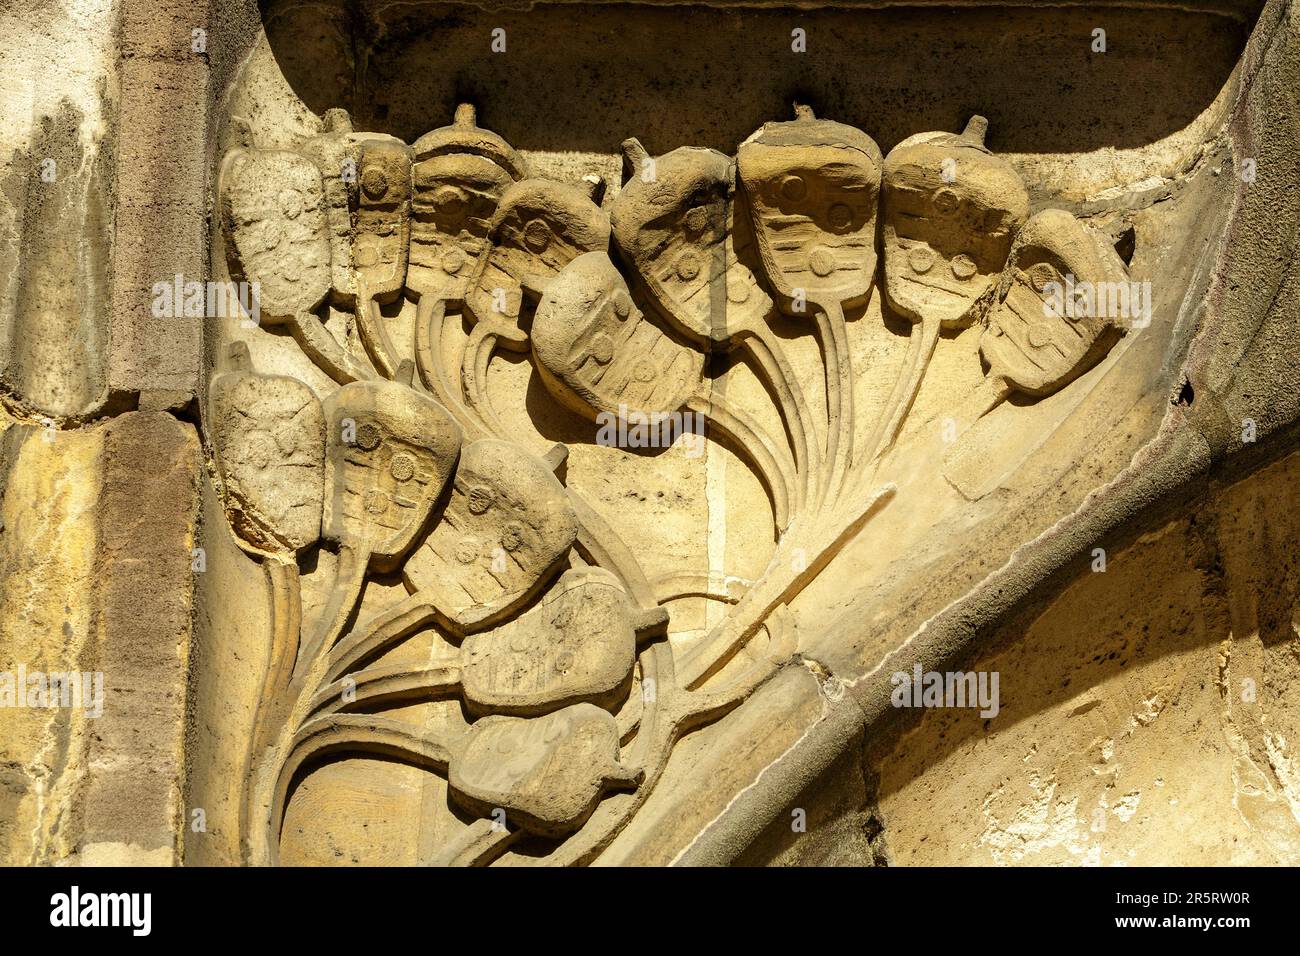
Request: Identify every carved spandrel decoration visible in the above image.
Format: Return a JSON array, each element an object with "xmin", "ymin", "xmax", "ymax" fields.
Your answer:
[{"xmin": 209, "ymin": 101, "xmax": 1138, "ymax": 867}]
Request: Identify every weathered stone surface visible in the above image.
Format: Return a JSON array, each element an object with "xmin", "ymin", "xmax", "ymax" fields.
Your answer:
[
  {"xmin": 208, "ymin": 343, "xmax": 326, "ymax": 555},
  {"xmin": 0, "ymin": 412, "xmax": 198, "ymax": 866},
  {"xmin": 449, "ymin": 703, "xmax": 641, "ymax": 837},
  {"xmin": 402, "ymin": 439, "xmax": 577, "ymax": 633},
  {"xmin": 5, "ymin": 0, "xmax": 1300, "ymax": 872}
]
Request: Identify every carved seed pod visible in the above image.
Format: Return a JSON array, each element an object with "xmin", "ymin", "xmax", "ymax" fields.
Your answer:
[
  {"xmin": 448, "ymin": 703, "xmax": 641, "ymax": 837},
  {"xmin": 611, "ymin": 141, "xmax": 770, "ymax": 345},
  {"xmin": 219, "ymin": 146, "xmax": 332, "ymax": 323},
  {"xmin": 881, "ymin": 115, "xmax": 1029, "ymax": 328},
  {"xmin": 402, "ymin": 439, "xmax": 578, "ymax": 634},
  {"xmin": 737, "ymin": 105, "xmax": 883, "ymax": 317},
  {"xmin": 981, "ymin": 209, "xmax": 1130, "ymax": 398},
  {"xmin": 297, "ymin": 108, "xmax": 360, "ymax": 303},
  {"xmin": 531, "ymin": 251, "xmax": 704, "ymax": 422},
  {"xmin": 461, "ymin": 566, "xmax": 660, "ymax": 717},
  {"xmin": 350, "ymin": 136, "xmax": 413, "ymax": 303},
  {"xmin": 463, "ymin": 179, "xmax": 611, "ymax": 348},
  {"xmin": 408, "ymin": 103, "xmax": 526, "ymax": 179},
  {"xmin": 322, "ymin": 371, "xmax": 462, "ymax": 572},
  {"xmin": 408, "ymin": 104, "xmax": 523, "ymax": 303},
  {"xmin": 208, "ymin": 342, "xmax": 325, "ymax": 555}
]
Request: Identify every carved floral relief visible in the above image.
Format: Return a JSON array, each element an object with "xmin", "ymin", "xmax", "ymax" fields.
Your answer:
[{"xmin": 207, "ymin": 102, "xmax": 1137, "ymax": 866}]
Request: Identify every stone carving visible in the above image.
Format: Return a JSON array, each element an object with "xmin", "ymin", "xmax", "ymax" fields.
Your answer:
[
  {"xmin": 739, "ymin": 105, "xmax": 883, "ymax": 498},
  {"xmin": 207, "ymin": 341, "xmax": 324, "ymax": 556},
  {"xmin": 297, "ymin": 108, "xmax": 361, "ymax": 305},
  {"xmin": 206, "ymin": 100, "xmax": 1136, "ymax": 869},
  {"xmin": 459, "ymin": 568, "xmax": 663, "ymax": 717},
  {"xmin": 942, "ymin": 209, "xmax": 1132, "ymax": 499},
  {"xmin": 876, "ymin": 116, "xmax": 1029, "ymax": 458},
  {"xmin": 350, "ymin": 136, "xmax": 413, "ymax": 379},
  {"xmin": 612, "ymin": 139, "xmax": 815, "ymax": 512},
  {"xmin": 218, "ymin": 137, "xmax": 372, "ymax": 384},
  {"xmin": 448, "ymin": 703, "xmax": 643, "ymax": 837},
  {"xmin": 409, "ymin": 105, "xmax": 524, "ymax": 419},
  {"xmin": 979, "ymin": 208, "xmax": 1130, "ymax": 401},
  {"xmin": 533, "ymin": 251, "xmax": 794, "ymax": 532},
  {"xmin": 462, "ymin": 178, "xmax": 610, "ymax": 430},
  {"xmin": 401, "ymin": 438, "xmax": 578, "ymax": 634},
  {"xmin": 303, "ymin": 362, "xmax": 461, "ymax": 669},
  {"xmin": 307, "ymin": 567, "xmax": 666, "ymax": 719}
]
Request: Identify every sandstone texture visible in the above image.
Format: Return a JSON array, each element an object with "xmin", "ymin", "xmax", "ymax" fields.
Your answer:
[{"xmin": 1, "ymin": 0, "xmax": 1298, "ymax": 868}]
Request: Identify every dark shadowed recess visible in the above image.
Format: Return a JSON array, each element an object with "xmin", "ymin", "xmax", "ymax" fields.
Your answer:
[{"xmin": 259, "ymin": 0, "xmax": 1262, "ymax": 155}]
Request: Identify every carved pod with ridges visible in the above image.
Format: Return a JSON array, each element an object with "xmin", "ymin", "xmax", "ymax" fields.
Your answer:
[
  {"xmin": 322, "ymin": 372, "xmax": 462, "ymax": 572},
  {"xmin": 296, "ymin": 108, "xmax": 360, "ymax": 304},
  {"xmin": 981, "ymin": 208, "xmax": 1130, "ymax": 398},
  {"xmin": 219, "ymin": 147, "xmax": 332, "ymax": 322},
  {"xmin": 737, "ymin": 105, "xmax": 883, "ymax": 318},
  {"xmin": 866, "ymin": 116, "xmax": 1031, "ymax": 463},
  {"xmin": 448, "ymin": 703, "xmax": 642, "ymax": 837},
  {"xmin": 612, "ymin": 140, "xmax": 772, "ymax": 346},
  {"xmin": 881, "ymin": 116, "xmax": 1029, "ymax": 329},
  {"xmin": 463, "ymin": 178, "xmax": 611, "ymax": 349},
  {"xmin": 531, "ymin": 251, "xmax": 704, "ymax": 422},
  {"xmin": 401, "ymin": 438, "xmax": 579, "ymax": 634},
  {"xmin": 533, "ymin": 252, "xmax": 794, "ymax": 533},
  {"xmin": 461, "ymin": 566, "xmax": 661, "ymax": 717},
  {"xmin": 207, "ymin": 341, "xmax": 325, "ymax": 556},
  {"xmin": 737, "ymin": 105, "xmax": 881, "ymax": 500},
  {"xmin": 408, "ymin": 104, "xmax": 524, "ymax": 305},
  {"xmin": 218, "ymin": 142, "xmax": 372, "ymax": 384},
  {"xmin": 350, "ymin": 136, "xmax": 413, "ymax": 303}
]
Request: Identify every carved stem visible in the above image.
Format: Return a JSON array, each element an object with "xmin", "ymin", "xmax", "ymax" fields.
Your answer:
[
  {"xmin": 353, "ymin": 283, "xmax": 402, "ymax": 379},
  {"xmin": 423, "ymin": 817, "xmax": 520, "ymax": 867},
  {"xmin": 325, "ymin": 592, "xmax": 439, "ymax": 684},
  {"xmin": 239, "ymin": 556, "xmax": 300, "ymax": 862},
  {"xmin": 567, "ymin": 492, "xmax": 659, "ymax": 612},
  {"xmin": 414, "ymin": 296, "xmax": 482, "ymax": 432},
  {"xmin": 289, "ymin": 310, "xmax": 373, "ymax": 384},
  {"xmin": 294, "ymin": 543, "xmax": 368, "ymax": 681},
  {"xmin": 738, "ymin": 324, "xmax": 819, "ymax": 513},
  {"xmin": 461, "ymin": 324, "xmax": 507, "ymax": 434},
  {"xmin": 865, "ymin": 312, "xmax": 941, "ymax": 463},
  {"xmin": 813, "ymin": 302, "xmax": 854, "ymax": 505},
  {"xmin": 686, "ymin": 392, "xmax": 794, "ymax": 536},
  {"xmin": 310, "ymin": 663, "xmax": 462, "ymax": 717}
]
